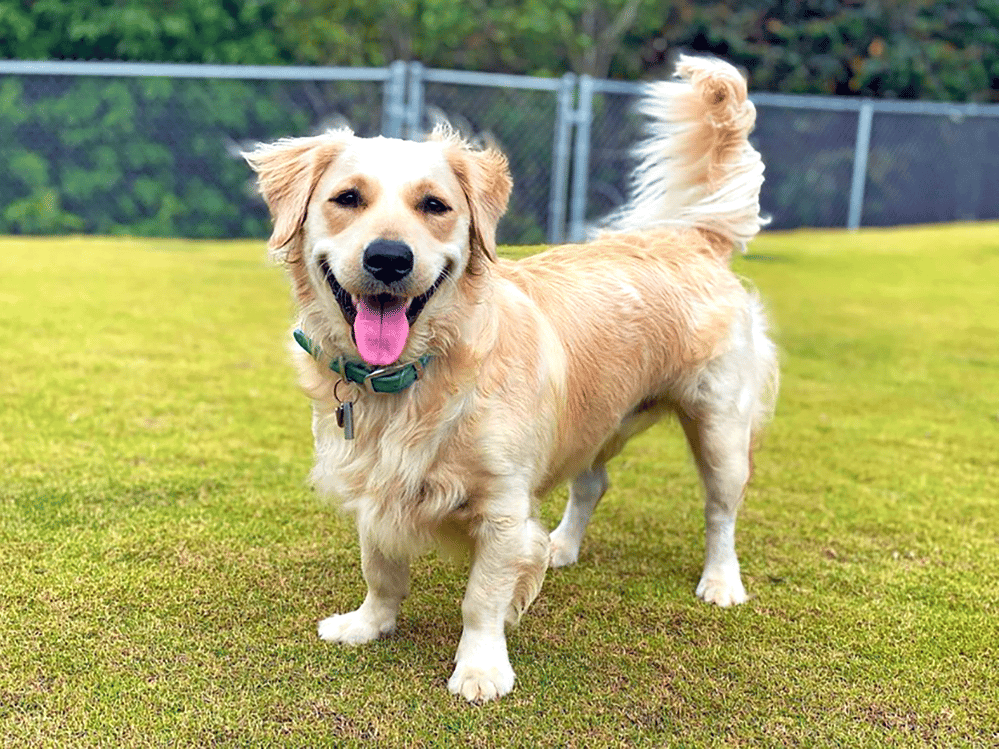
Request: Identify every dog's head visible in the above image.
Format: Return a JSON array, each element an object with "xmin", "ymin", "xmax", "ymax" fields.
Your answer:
[{"xmin": 244, "ymin": 125, "xmax": 511, "ymax": 366}]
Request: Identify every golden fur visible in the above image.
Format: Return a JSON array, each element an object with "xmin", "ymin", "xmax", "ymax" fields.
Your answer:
[{"xmin": 244, "ymin": 55, "xmax": 778, "ymax": 702}]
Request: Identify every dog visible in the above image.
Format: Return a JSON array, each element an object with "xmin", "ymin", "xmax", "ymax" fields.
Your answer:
[{"xmin": 244, "ymin": 55, "xmax": 778, "ymax": 703}]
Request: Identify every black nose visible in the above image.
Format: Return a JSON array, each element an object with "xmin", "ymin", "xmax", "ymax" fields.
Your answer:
[{"xmin": 362, "ymin": 240, "xmax": 413, "ymax": 285}]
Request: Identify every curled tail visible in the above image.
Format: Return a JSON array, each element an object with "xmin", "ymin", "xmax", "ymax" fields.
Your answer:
[{"xmin": 605, "ymin": 55, "xmax": 767, "ymax": 253}]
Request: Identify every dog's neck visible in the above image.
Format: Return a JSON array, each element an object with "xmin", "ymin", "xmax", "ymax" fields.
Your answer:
[
  {"xmin": 294, "ymin": 266, "xmax": 500, "ymax": 400},
  {"xmin": 292, "ymin": 328, "xmax": 432, "ymax": 395}
]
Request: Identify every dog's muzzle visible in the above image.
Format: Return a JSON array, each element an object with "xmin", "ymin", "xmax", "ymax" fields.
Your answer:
[{"xmin": 316, "ymin": 250, "xmax": 452, "ymax": 366}]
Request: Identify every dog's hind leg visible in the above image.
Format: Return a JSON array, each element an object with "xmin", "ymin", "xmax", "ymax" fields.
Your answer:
[
  {"xmin": 680, "ymin": 297, "xmax": 776, "ymax": 607},
  {"xmin": 318, "ymin": 532, "xmax": 409, "ymax": 645},
  {"xmin": 549, "ymin": 465, "xmax": 609, "ymax": 567},
  {"xmin": 680, "ymin": 407, "xmax": 752, "ymax": 607}
]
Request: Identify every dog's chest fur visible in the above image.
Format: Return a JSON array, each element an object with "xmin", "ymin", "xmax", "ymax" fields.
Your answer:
[{"xmin": 296, "ymin": 342, "xmax": 528, "ymax": 556}]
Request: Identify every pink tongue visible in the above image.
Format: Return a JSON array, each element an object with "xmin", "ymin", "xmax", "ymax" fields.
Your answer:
[{"xmin": 353, "ymin": 298, "xmax": 410, "ymax": 366}]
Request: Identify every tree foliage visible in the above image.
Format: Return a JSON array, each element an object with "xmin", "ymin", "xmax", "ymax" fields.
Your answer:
[
  {"xmin": 272, "ymin": 0, "xmax": 997, "ymax": 102},
  {"xmin": 1, "ymin": 0, "xmax": 994, "ymax": 101},
  {"xmin": 275, "ymin": 0, "xmax": 664, "ymax": 79},
  {"xmin": 636, "ymin": 0, "xmax": 999, "ymax": 102},
  {"xmin": 0, "ymin": 0, "xmax": 290, "ymax": 64}
]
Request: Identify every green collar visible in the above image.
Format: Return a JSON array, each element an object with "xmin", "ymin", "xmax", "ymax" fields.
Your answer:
[{"xmin": 293, "ymin": 329, "xmax": 431, "ymax": 394}]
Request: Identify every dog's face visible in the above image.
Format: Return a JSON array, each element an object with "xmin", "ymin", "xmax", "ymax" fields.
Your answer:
[{"xmin": 245, "ymin": 127, "xmax": 511, "ymax": 366}]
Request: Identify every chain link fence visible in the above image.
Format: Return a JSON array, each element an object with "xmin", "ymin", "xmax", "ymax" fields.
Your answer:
[
  {"xmin": 402, "ymin": 66, "xmax": 575, "ymax": 245},
  {"xmin": 0, "ymin": 61, "xmax": 403, "ymax": 239},
  {"xmin": 570, "ymin": 80, "xmax": 999, "ymax": 239},
  {"xmin": 863, "ymin": 108, "xmax": 998, "ymax": 226},
  {"xmin": 0, "ymin": 60, "xmax": 995, "ymax": 244}
]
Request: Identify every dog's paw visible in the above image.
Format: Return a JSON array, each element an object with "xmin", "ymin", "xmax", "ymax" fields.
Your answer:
[
  {"xmin": 448, "ymin": 658, "xmax": 515, "ymax": 703},
  {"xmin": 696, "ymin": 566, "xmax": 748, "ymax": 607},
  {"xmin": 317, "ymin": 609, "xmax": 395, "ymax": 645},
  {"xmin": 548, "ymin": 531, "xmax": 580, "ymax": 568}
]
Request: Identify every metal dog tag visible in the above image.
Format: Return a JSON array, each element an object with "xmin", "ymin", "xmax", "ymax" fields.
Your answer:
[{"xmin": 337, "ymin": 401, "xmax": 355, "ymax": 440}]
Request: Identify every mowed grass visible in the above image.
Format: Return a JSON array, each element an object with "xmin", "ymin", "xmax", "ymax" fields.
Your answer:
[{"xmin": 1, "ymin": 223, "xmax": 996, "ymax": 747}]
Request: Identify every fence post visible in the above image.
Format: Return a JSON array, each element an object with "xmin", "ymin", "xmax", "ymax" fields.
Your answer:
[
  {"xmin": 568, "ymin": 74, "xmax": 595, "ymax": 243},
  {"xmin": 847, "ymin": 101, "xmax": 875, "ymax": 230},
  {"xmin": 381, "ymin": 61, "xmax": 407, "ymax": 138},
  {"xmin": 547, "ymin": 72, "xmax": 577, "ymax": 244},
  {"xmin": 404, "ymin": 62, "xmax": 424, "ymax": 139}
]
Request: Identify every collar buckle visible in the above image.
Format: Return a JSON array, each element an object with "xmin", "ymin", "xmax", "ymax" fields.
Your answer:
[{"xmin": 361, "ymin": 359, "xmax": 422, "ymax": 394}]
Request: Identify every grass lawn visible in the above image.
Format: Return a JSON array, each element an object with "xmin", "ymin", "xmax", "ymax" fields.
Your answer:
[{"xmin": 1, "ymin": 223, "xmax": 996, "ymax": 747}]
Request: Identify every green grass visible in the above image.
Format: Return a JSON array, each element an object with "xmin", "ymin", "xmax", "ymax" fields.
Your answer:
[{"xmin": 1, "ymin": 224, "xmax": 996, "ymax": 747}]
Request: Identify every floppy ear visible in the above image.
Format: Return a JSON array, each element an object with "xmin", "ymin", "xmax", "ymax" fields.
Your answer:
[
  {"xmin": 435, "ymin": 125, "xmax": 512, "ymax": 264},
  {"xmin": 242, "ymin": 131, "xmax": 348, "ymax": 261}
]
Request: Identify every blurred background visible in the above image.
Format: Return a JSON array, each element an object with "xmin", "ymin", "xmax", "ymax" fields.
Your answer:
[{"xmin": 0, "ymin": 0, "xmax": 996, "ymax": 245}]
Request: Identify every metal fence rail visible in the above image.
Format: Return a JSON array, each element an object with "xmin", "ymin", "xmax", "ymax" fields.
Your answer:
[{"xmin": 0, "ymin": 59, "xmax": 996, "ymax": 244}]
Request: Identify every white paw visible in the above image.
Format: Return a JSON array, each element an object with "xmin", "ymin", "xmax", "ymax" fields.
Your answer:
[
  {"xmin": 448, "ymin": 657, "xmax": 515, "ymax": 703},
  {"xmin": 317, "ymin": 609, "xmax": 395, "ymax": 645},
  {"xmin": 548, "ymin": 531, "xmax": 580, "ymax": 568},
  {"xmin": 696, "ymin": 566, "xmax": 748, "ymax": 607}
]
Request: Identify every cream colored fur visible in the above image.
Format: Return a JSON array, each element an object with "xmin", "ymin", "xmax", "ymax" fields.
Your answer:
[{"xmin": 244, "ymin": 54, "xmax": 778, "ymax": 703}]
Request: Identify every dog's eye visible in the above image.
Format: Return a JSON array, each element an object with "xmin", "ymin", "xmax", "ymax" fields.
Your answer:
[
  {"xmin": 418, "ymin": 196, "xmax": 451, "ymax": 215},
  {"xmin": 331, "ymin": 189, "xmax": 362, "ymax": 208}
]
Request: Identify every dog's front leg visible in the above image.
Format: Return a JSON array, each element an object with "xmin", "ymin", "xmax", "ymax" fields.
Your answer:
[
  {"xmin": 318, "ymin": 530, "xmax": 409, "ymax": 645},
  {"xmin": 449, "ymin": 512, "xmax": 548, "ymax": 703}
]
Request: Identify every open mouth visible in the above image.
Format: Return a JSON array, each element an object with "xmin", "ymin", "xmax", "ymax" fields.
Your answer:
[{"xmin": 317, "ymin": 257, "xmax": 451, "ymax": 366}]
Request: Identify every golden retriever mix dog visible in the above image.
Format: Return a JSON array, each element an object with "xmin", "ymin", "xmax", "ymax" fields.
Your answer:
[{"xmin": 244, "ymin": 55, "xmax": 777, "ymax": 702}]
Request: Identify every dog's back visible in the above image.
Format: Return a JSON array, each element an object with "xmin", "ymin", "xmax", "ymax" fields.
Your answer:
[{"xmin": 499, "ymin": 55, "xmax": 775, "ymax": 489}]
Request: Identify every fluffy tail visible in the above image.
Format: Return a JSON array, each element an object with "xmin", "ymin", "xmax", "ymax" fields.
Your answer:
[{"xmin": 605, "ymin": 55, "xmax": 767, "ymax": 252}]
